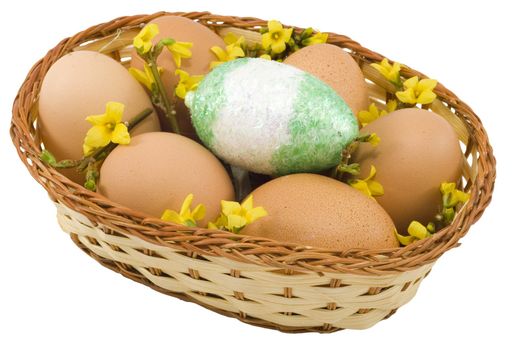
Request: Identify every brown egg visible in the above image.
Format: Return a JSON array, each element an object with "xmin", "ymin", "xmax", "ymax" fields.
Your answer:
[
  {"xmin": 38, "ymin": 51, "xmax": 160, "ymax": 184},
  {"xmin": 98, "ymin": 132, "xmax": 234, "ymax": 224},
  {"xmin": 242, "ymin": 174, "xmax": 398, "ymax": 250},
  {"xmin": 353, "ymin": 108, "xmax": 463, "ymax": 232},
  {"xmin": 130, "ymin": 15, "xmax": 224, "ymax": 137},
  {"xmin": 284, "ymin": 43, "xmax": 369, "ymax": 114}
]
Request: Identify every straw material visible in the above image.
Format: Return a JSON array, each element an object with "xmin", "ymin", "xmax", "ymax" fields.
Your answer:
[{"xmin": 10, "ymin": 11, "xmax": 496, "ymax": 333}]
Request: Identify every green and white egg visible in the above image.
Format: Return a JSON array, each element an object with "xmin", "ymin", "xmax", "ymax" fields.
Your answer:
[{"xmin": 185, "ymin": 58, "xmax": 359, "ymax": 175}]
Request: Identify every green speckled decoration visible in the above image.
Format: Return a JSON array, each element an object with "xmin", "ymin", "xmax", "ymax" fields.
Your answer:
[
  {"xmin": 186, "ymin": 58, "xmax": 358, "ymax": 175},
  {"xmin": 271, "ymin": 74, "xmax": 358, "ymax": 175},
  {"xmin": 185, "ymin": 58, "xmax": 249, "ymax": 149}
]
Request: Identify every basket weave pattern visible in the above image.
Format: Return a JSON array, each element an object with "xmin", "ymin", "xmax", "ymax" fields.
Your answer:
[{"xmin": 10, "ymin": 11, "xmax": 496, "ymax": 333}]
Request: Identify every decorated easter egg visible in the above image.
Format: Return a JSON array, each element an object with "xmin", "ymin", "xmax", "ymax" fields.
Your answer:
[
  {"xmin": 353, "ymin": 108, "xmax": 463, "ymax": 232},
  {"xmin": 38, "ymin": 51, "xmax": 160, "ymax": 184},
  {"xmin": 98, "ymin": 132, "xmax": 235, "ymax": 225},
  {"xmin": 185, "ymin": 58, "xmax": 359, "ymax": 175},
  {"xmin": 242, "ymin": 174, "xmax": 399, "ymax": 250},
  {"xmin": 284, "ymin": 43, "xmax": 369, "ymax": 114}
]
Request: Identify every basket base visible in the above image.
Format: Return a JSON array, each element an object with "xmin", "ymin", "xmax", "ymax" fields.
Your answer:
[
  {"xmin": 71, "ymin": 233, "xmax": 406, "ymax": 333},
  {"xmin": 57, "ymin": 202, "xmax": 433, "ymax": 333}
]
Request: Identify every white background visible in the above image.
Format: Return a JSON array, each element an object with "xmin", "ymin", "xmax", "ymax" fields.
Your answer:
[{"xmin": 1, "ymin": 1, "xmax": 523, "ymax": 349}]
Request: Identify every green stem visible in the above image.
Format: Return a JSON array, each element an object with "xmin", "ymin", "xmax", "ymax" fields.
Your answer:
[{"xmin": 149, "ymin": 59, "xmax": 180, "ymax": 133}]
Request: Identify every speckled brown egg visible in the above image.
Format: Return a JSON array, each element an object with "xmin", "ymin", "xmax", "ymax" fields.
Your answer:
[
  {"xmin": 130, "ymin": 15, "xmax": 224, "ymax": 137},
  {"xmin": 38, "ymin": 51, "xmax": 160, "ymax": 185},
  {"xmin": 353, "ymin": 108, "xmax": 463, "ymax": 232},
  {"xmin": 98, "ymin": 132, "xmax": 234, "ymax": 225},
  {"xmin": 242, "ymin": 174, "xmax": 398, "ymax": 250},
  {"xmin": 283, "ymin": 43, "xmax": 369, "ymax": 114}
]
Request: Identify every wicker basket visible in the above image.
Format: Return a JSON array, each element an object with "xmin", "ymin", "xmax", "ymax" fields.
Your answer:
[{"xmin": 10, "ymin": 11, "xmax": 496, "ymax": 333}]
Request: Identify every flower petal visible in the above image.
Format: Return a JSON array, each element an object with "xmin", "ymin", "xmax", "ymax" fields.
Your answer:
[
  {"xmin": 161, "ymin": 209, "xmax": 184, "ymax": 224},
  {"xmin": 175, "ymin": 83, "xmax": 187, "ymax": 99},
  {"xmin": 271, "ymin": 39, "xmax": 286, "ymax": 54},
  {"xmin": 105, "ymin": 101, "xmax": 125, "ymax": 124},
  {"xmin": 209, "ymin": 61, "xmax": 223, "ymax": 69},
  {"xmin": 246, "ymin": 207, "xmax": 268, "ymax": 224},
  {"xmin": 268, "ymin": 20, "xmax": 283, "ymax": 33},
  {"xmin": 84, "ymin": 125, "xmax": 112, "ymax": 149},
  {"xmin": 180, "ymin": 194, "xmax": 194, "ymax": 215},
  {"xmin": 221, "ymin": 200, "xmax": 241, "ymax": 216},
  {"xmin": 128, "ymin": 67, "xmax": 151, "ymax": 89},
  {"xmin": 175, "ymin": 69, "xmax": 189, "ymax": 82},
  {"xmin": 227, "ymin": 214, "xmax": 247, "ymax": 231},
  {"xmin": 282, "ymin": 27, "xmax": 294, "ymax": 42},
  {"xmin": 454, "ymin": 190, "xmax": 470, "ymax": 203},
  {"xmin": 386, "ymin": 99, "xmax": 398, "ymax": 112},
  {"xmin": 261, "ymin": 32, "xmax": 273, "ymax": 50},
  {"xmin": 229, "ymin": 45, "xmax": 245, "ymax": 58},
  {"xmin": 417, "ymin": 79, "xmax": 438, "ymax": 93},
  {"xmin": 111, "ymin": 123, "xmax": 130, "ymax": 145},
  {"xmin": 396, "ymin": 231, "xmax": 416, "ymax": 246},
  {"xmin": 367, "ymin": 180, "xmax": 384, "ymax": 196},
  {"xmin": 365, "ymin": 165, "xmax": 377, "ymax": 181},
  {"xmin": 371, "ymin": 62, "xmax": 388, "ymax": 77},
  {"xmin": 416, "ymin": 90, "xmax": 437, "ymax": 105},
  {"xmin": 85, "ymin": 112, "xmax": 111, "ymax": 126},
  {"xmin": 396, "ymin": 88, "xmax": 417, "ymax": 104},
  {"xmin": 403, "ymin": 76, "xmax": 419, "ymax": 89},
  {"xmin": 172, "ymin": 53, "xmax": 182, "ymax": 68},
  {"xmin": 210, "ymin": 46, "xmax": 227, "ymax": 61},
  {"xmin": 83, "ymin": 143, "xmax": 96, "ymax": 157},
  {"xmin": 440, "ymin": 182, "xmax": 456, "ymax": 194},
  {"xmin": 241, "ymin": 195, "xmax": 254, "ymax": 211},
  {"xmin": 192, "ymin": 204, "xmax": 206, "ymax": 221},
  {"xmin": 350, "ymin": 180, "xmax": 372, "ymax": 197},
  {"xmin": 223, "ymin": 32, "xmax": 239, "ymax": 45},
  {"xmin": 407, "ymin": 221, "xmax": 430, "ymax": 239}
]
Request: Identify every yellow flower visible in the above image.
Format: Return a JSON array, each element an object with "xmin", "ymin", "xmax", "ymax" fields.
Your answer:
[
  {"xmin": 440, "ymin": 182, "xmax": 470, "ymax": 208},
  {"xmin": 259, "ymin": 54, "xmax": 272, "ymax": 60},
  {"xmin": 175, "ymin": 69, "xmax": 203, "ymax": 99},
  {"xmin": 302, "ymin": 32, "xmax": 328, "ymax": 46},
  {"xmin": 261, "ymin": 20, "xmax": 293, "ymax": 54},
  {"xmin": 161, "ymin": 194, "xmax": 206, "ymax": 227},
  {"xmin": 128, "ymin": 64, "xmax": 162, "ymax": 91},
  {"xmin": 395, "ymin": 221, "xmax": 432, "ymax": 245},
  {"xmin": 396, "ymin": 76, "xmax": 438, "ymax": 105},
  {"xmin": 83, "ymin": 102, "xmax": 130, "ymax": 156},
  {"xmin": 357, "ymin": 100, "xmax": 396, "ymax": 126},
  {"xmin": 166, "ymin": 41, "xmax": 193, "ymax": 68},
  {"xmin": 385, "ymin": 99, "xmax": 398, "ymax": 113},
  {"xmin": 210, "ymin": 44, "xmax": 245, "ymax": 69},
  {"xmin": 208, "ymin": 195, "xmax": 267, "ymax": 233},
  {"xmin": 133, "ymin": 23, "xmax": 159, "ymax": 54},
  {"xmin": 223, "ymin": 32, "xmax": 245, "ymax": 47},
  {"xmin": 358, "ymin": 103, "xmax": 385, "ymax": 126},
  {"xmin": 350, "ymin": 165, "xmax": 384, "ymax": 198},
  {"xmin": 367, "ymin": 133, "xmax": 381, "ymax": 147},
  {"xmin": 371, "ymin": 58, "xmax": 401, "ymax": 85}
]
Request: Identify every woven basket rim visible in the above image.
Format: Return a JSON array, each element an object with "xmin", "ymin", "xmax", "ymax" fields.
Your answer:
[{"xmin": 10, "ymin": 11, "xmax": 496, "ymax": 275}]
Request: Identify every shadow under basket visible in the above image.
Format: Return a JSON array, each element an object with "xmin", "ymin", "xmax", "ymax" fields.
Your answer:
[{"xmin": 10, "ymin": 11, "xmax": 496, "ymax": 333}]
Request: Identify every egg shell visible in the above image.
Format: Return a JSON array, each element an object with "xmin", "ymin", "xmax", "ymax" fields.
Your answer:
[
  {"xmin": 98, "ymin": 132, "xmax": 234, "ymax": 225},
  {"xmin": 38, "ymin": 51, "xmax": 160, "ymax": 184},
  {"xmin": 130, "ymin": 15, "xmax": 224, "ymax": 137},
  {"xmin": 284, "ymin": 43, "xmax": 369, "ymax": 114},
  {"xmin": 242, "ymin": 174, "xmax": 399, "ymax": 250},
  {"xmin": 353, "ymin": 108, "xmax": 463, "ymax": 232}
]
